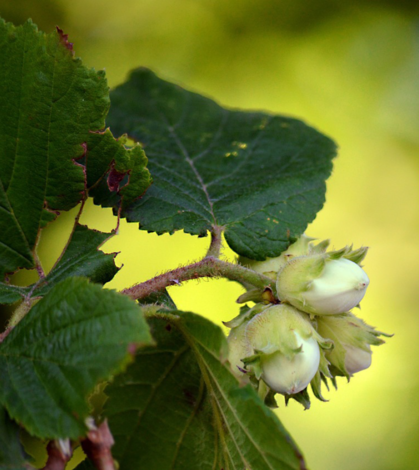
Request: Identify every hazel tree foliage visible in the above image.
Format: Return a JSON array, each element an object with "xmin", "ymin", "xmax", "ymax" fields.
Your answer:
[{"xmin": 0, "ymin": 18, "xmax": 389, "ymax": 470}]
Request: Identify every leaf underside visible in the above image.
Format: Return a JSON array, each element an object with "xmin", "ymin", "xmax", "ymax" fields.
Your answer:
[
  {"xmin": 107, "ymin": 68, "xmax": 337, "ymax": 260},
  {"xmin": 104, "ymin": 311, "xmax": 305, "ymax": 470},
  {"xmin": 0, "ymin": 277, "xmax": 153, "ymax": 439}
]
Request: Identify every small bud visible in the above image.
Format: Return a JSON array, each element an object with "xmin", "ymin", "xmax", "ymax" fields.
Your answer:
[{"xmin": 277, "ymin": 251, "xmax": 370, "ymax": 315}]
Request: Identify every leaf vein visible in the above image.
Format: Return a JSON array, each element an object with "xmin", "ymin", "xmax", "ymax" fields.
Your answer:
[
  {"xmin": 119, "ymin": 345, "xmax": 189, "ymax": 465},
  {"xmin": 169, "ymin": 375, "xmax": 206, "ymax": 470}
]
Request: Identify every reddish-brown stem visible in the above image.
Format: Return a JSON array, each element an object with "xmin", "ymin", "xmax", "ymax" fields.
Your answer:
[
  {"xmin": 114, "ymin": 204, "xmax": 122, "ymax": 234},
  {"xmin": 81, "ymin": 420, "xmax": 115, "ymax": 470},
  {"xmin": 33, "ymin": 251, "xmax": 45, "ymax": 279},
  {"xmin": 0, "ymin": 327, "xmax": 12, "ymax": 343},
  {"xmin": 121, "ymin": 257, "xmax": 277, "ymax": 301},
  {"xmin": 43, "ymin": 440, "xmax": 72, "ymax": 470}
]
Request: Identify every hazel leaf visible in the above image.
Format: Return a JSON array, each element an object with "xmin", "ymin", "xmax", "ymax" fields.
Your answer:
[
  {"xmin": 0, "ymin": 404, "xmax": 29, "ymax": 469},
  {"xmin": 104, "ymin": 311, "xmax": 305, "ymax": 470},
  {"xmin": 0, "ymin": 224, "xmax": 119, "ymax": 304},
  {"xmin": 0, "ymin": 277, "xmax": 153, "ymax": 439},
  {"xmin": 0, "ymin": 20, "xmax": 108, "ymax": 278},
  {"xmin": 107, "ymin": 68, "xmax": 336, "ymax": 260},
  {"xmin": 34, "ymin": 224, "xmax": 120, "ymax": 297},
  {"xmin": 0, "ymin": 20, "xmax": 150, "ymax": 280}
]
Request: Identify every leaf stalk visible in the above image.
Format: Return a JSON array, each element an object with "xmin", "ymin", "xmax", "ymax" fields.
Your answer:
[{"xmin": 205, "ymin": 225, "xmax": 224, "ymax": 258}]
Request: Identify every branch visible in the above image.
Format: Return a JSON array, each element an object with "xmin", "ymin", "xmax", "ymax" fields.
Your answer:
[
  {"xmin": 81, "ymin": 420, "xmax": 115, "ymax": 470},
  {"xmin": 43, "ymin": 440, "xmax": 72, "ymax": 470},
  {"xmin": 121, "ymin": 257, "xmax": 277, "ymax": 301}
]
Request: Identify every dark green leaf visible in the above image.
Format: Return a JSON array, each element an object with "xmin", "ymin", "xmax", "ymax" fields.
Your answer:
[
  {"xmin": 0, "ymin": 277, "xmax": 153, "ymax": 439},
  {"xmin": 0, "ymin": 284, "xmax": 25, "ymax": 305},
  {"xmin": 35, "ymin": 224, "xmax": 119, "ymax": 296},
  {"xmin": 0, "ymin": 405, "xmax": 28, "ymax": 469},
  {"xmin": 104, "ymin": 311, "xmax": 305, "ymax": 470},
  {"xmin": 0, "ymin": 20, "xmax": 150, "ymax": 279},
  {"xmin": 108, "ymin": 68, "xmax": 336, "ymax": 260},
  {"xmin": 0, "ymin": 19, "xmax": 108, "ymax": 277},
  {"xmin": 0, "ymin": 224, "xmax": 119, "ymax": 304}
]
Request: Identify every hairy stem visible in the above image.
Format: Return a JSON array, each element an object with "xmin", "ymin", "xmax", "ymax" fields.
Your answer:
[
  {"xmin": 7, "ymin": 297, "xmax": 40, "ymax": 329},
  {"xmin": 121, "ymin": 257, "xmax": 277, "ymax": 300}
]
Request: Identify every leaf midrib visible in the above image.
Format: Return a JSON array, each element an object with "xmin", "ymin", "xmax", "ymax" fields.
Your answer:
[
  {"xmin": 118, "ymin": 345, "xmax": 189, "ymax": 467},
  {"xmin": 149, "ymin": 92, "xmax": 220, "ymax": 227},
  {"xmin": 168, "ymin": 375, "xmax": 206, "ymax": 470},
  {"xmin": 174, "ymin": 323, "xmax": 253, "ymax": 470}
]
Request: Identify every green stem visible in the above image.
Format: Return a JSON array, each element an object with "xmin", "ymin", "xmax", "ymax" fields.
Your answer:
[
  {"xmin": 121, "ymin": 257, "xmax": 277, "ymax": 300},
  {"xmin": 7, "ymin": 298, "xmax": 39, "ymax": 329},
  {"xmin": 205, "ymin": 225, "xmax": 224, "ymax": 258}
]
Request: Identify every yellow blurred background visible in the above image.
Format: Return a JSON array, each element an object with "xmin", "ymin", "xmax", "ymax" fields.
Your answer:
[{"xmin": 2, "ymin": 0, "xmax": 419, "ymax": 468}]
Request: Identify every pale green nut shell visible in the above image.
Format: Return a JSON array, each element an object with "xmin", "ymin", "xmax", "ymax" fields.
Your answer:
[
  {"xmin": 239, "ymin": 235, "xmax": 312, "ymax": 275},
  {"xmin": 315, "ymin": 312, "xmax": 383, "ymax": 376},
  {"xmin": 277, "ymin": 257, "xmax": 370, "ymax": 315},
  {"xmin": 227, "ymin": 322, "xmax": 253, "ymax": 378},
  {"xmin": 344, "ymin": 344, "xmax": 372, "ymax": 374},
  {"xmin": 260, "ymin": 332, "xmax": 320, "ymax": 395},
  {"xmin": 244, "ymin": 304, "xmax": 322, "ymax": 394},
  {"xmin": 245, "ymin": 304, "xmax": 316, "ymax": 356}
]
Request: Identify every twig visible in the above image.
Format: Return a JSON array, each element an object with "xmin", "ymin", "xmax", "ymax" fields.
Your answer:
[
  {"xmin": 121, "ymin": 257, "xmax": 277, "ymax": 300},
  {"xmin": 81, "ymin": 420, "xmax": 115, "ymax": 470},
  {"xmin": 43, "ymin": 440, "xmax": 72, "ymax": 470}
]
